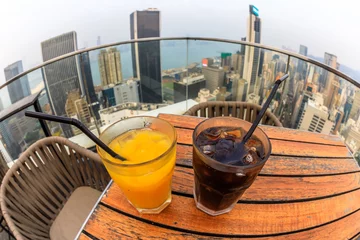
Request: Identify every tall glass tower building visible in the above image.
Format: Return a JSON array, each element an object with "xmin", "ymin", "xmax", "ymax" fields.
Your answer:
[
  {"xmin": 130, "ymin": 8, "xmax": 162, "ymax": 103},
  {"xmin": 243, "ymin": 5, "xmax": 261, "ymax": 95},
  {"xmin": 4, "ymin": 60, "xmax": 31, "ymax": 104},
  {"xmin": 41, "ymin": 31, "xmax": 81, "ymax": 137}
]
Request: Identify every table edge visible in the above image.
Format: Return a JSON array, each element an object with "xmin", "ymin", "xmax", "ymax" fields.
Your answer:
[{"xmin": 75, "ymin": 180, "xmax": 113, "ymax": 239}]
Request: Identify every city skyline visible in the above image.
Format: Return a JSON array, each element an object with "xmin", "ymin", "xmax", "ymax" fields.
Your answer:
[{"xmin": 0, "ymin": 0, "xmax": 359, "ymax": 87}]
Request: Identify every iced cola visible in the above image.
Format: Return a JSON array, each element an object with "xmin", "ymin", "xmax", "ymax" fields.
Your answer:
[{"xmin": 192, "ymin": 117, "xmax": 271, "ymax": 216}]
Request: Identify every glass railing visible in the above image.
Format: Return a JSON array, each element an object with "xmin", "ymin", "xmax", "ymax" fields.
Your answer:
[{"xmin": 1, "ymin": 37, "xmax": 359, "ymax": 164}]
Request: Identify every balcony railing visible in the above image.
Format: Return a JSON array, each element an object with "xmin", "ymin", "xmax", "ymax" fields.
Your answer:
[{"xmin": 0, "ymin": 37, "xmax": 359, "ymax": 163}]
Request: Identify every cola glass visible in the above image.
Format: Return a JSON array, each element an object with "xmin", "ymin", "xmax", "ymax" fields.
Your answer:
[{"xmin": 192, "ymin": 117, "xmax": 271, "ymax": 216}]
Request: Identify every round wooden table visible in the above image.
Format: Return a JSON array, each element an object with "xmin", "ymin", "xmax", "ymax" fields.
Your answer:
[{"xmin": 78, "ymin": 114, "xmax": 360, "ymax": 240}]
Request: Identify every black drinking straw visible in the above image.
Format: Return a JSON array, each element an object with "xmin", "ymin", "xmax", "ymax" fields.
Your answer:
[{"xmin": 25, "ymin": 111, "xmax": 126, "ymax": 161}]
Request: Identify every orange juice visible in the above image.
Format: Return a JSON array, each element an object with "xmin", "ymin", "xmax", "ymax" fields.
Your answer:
[{"xmin": 103, "ymin": 128, "xmax": 176, "ymax": 211}]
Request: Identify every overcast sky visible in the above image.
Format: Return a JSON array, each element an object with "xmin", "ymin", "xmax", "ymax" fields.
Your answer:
[{"xmin": 0, "ymin": 0, "xmax": 358, "ymax": 85}]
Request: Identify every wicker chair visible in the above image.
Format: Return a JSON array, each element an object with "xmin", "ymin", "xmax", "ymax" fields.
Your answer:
[
  {"xmin": 0, "ymin": 137, "xmax": 111, "ymax": 240},
  {"xmin": 184, "ymin": 101, "xmax": 282, "ymax": 127}
]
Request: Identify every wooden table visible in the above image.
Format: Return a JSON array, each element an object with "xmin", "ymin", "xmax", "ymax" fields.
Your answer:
[{"xmin": 78, "ymin": 114, "xmax": 360, "ymax": 239}]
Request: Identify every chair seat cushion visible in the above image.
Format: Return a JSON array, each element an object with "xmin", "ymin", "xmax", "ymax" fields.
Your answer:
[{"xmin": 50, "ymin": 186, "xmax": 101, "ymax": 240}]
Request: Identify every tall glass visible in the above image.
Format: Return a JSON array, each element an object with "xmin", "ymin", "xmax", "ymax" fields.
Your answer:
[
  {"xmin": 192, "ymin": 117, "xmax": 271, "ymax": 216},
  {"xmin": 97, "ymin": 116, "xmax": 177, "ymax": 214}
]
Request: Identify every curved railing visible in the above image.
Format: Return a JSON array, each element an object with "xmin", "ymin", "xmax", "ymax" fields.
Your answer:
[{"xmin": 0, "ymin": 37, "xmax": 359, "ymax": 163}]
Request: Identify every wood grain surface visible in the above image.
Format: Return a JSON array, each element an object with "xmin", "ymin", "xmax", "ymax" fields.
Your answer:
[{"xmin": 80, "ymin": 114, "xmax": 360, "ymax": 239}]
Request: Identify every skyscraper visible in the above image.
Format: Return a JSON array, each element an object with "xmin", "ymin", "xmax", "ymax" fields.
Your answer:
[
  {"xmin": 243, "ymin": 5, "xmax": 261, "ymax": 95},
  {"xmin": 322, "ymin": 52, "xmax": 337, "ymax": 103},
  {"xmin": 232, "ymin": 51, "xmax": 245, "ymax": 77},
  {"xmin": 349, "ymin": 90, "xmax": 360, "ymax": 120},
  {"xmin": 342, "ymin": 97, "xmax": 353, "ymax": 123},
  {"xmin": 4, "ymin": 60, "xmax": 31, "ymax": 104},
  {"xmin": 41, "ymin": 31, "xmax": 81, "ymax": 137},
  {"xmin": 97, "ymin": 36, "xmax": 101, "ymax": 46},
  {"xmin": 130, "ymin": 8, "xmax": 162, "ymax": 103},
  {"xmin": 202, "ymin": 67, "xmax": 225, "ymax": 92},
  {"xmin": 98, "ymin": 48, "xmax": 123, "ymax": 87},
  {"xmin": 326, "ymin": 80, "xmax": 340, "ymax": 110},
  {"xmin": 297, "ymin": 45, "xmax": 308, "ymax": 80},
  {"xmin": 80, "ymin": 52, "xmax": 100, "ymax": 121}
]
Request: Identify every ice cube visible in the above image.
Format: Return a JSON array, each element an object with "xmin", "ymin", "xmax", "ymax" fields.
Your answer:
[
  {"xmin": 225, "ymin": 128, "xmax": 242, "ymax": 138},
  {"xmin": 200, "ymin": 145, "xmax": 215, "ymax": 156},
  {"xmin": 203, "ymin": 127, "xmax": 222, "ymax": 140},
  {"xmin": 242, "ymin": 150, "xmax": 260, "ymax": 165}
]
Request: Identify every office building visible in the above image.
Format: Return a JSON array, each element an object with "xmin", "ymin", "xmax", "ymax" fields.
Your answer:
[
  {"xmin": 295, "ymin": 84, "xmax": 316, "ymax": 129},
  {"xmin": 326, "ymin": 80, "xmax": 340, "ymax": 109},
  {"xmin": 343, "ymin": 125, "xmax": 360, "ymax": 152},
  {"xmin": 65, "ymin": 90, "xmax": 91, "ymax": 135},
  {"xmin": 343, "ymin": 97, "xmax": 353, "ymax": 123},
  {"xmin": 243, "ymin": 5, "xmax": 261, "ymax": 95},
  {"xmin": 41, "ymin": 31, "xmax": 81, "ymax": 137},
  {"xmin": 98, "ymin": 48, "xmax": 123, "ymax": 87},
  {"xmin": 232, "ymin": 52, "xmax": 245, "ymax": 77},
  {"xmin": 80, "ymin": 52, "xmax": 100, "ymax": 121},
  {"xmin": 174, "ymin": 75, "xmax": 206, "ymax": 103},
  {"xmin": 113, "ymin": 80, "xmax": 140, "ymax": 104},
  {"xmin": 349, "ymin": 90, "xmax": 360, "ymax": 120},
  {"xmin": 202, "ymin": 67, "xmax": 225, "ymax": 92},
  {"xmin": 4, "ymin": 60, "xmax": 31, "ymax": 104},
  {"xmin": 0, "ymin": 122, "xmax": 21, "ymax": 160},
  {"xmin": 130, "ymin": 8, "xmax": 162, "ymax": 103},
  {"xmin": 202, "ymin": 58, "xmax": 214, "ymax": 67},
  {"xmin": 101, "ymin": 80, "xmax": 140, "ymax": 108},
  {"xmin": 228, "ymin": 73, "xmax": 247, "ymax": 101},
  {"xmin": 298, "ymin": 99, "xmax": 333, "ymax": 134},
  {"xmin": 321, "ymin": 52, "xmax": 338, "ymax": 101},
  {"xmin": 297, "ymin": 45, "xmax": 308, "ymax": 79},
  {"xmin": 221, "ymin": 53, "xmax": 232, "ymax": 71},
  {"xmin": 331, "ymin": 110, "xmax": 344, "ymax": 134}
]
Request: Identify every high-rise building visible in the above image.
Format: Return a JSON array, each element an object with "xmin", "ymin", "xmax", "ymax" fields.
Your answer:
[
  {"xmin": 0, "ymin": 122, "xmax": 21, "ymax": 160},
  {"xmin": 4, "ymin": 60, "xmax": 31, "ymax": 104},
  {"xmin": 174, "ymin": 76, "xmax": 206, "ymax": 103},
  {"xmin": 80, "ymin": 52, "xmax": 100, "ymax": 121},
  {"xmin": 221, "ymin": 53, "xmax": 232, "ymax": 71},
  {"xmin": 343, "ymin": 97, "xmax": 353, "ymax": 123},
  {"xmin": 232, "ymin": 52, "xmax": 245, "ymax": 77},
  {"xmin": 101, "ymin": 80, "xmax": 140, "ymax": 108},
  {"xmin": 298, "ymin": 99, "xmax": 333, "ymax": 134},
  {"xmin": 98, "ymin": 48, "xmax": 123, "ymax": 87},
  {"xmin": 297, "ymin": 45, "xmax": 308, "ymax": 80},
  {"xmin": 233, "ymin": 78, "xmax": 248, "ymax": 101},
  {"xmin": 322, "ymin": 52, "xmax": 338, "ymax": 102},
  {"xmin": 349, "ymin": 90, "xmax": 360, "ymax": 120},
  {"xmin": 326, "ymin": 80, "xmax": 340, "ymax": 109},
  {"xmin": 97, "ymin": 36, "xmax": 101, "ymax": 46},
  {"xmin": 65, "ymin": 90, "xmax": 90, "ymax": 135},
  {"xmin": 331, "ymin": 110, "xmax": 344, "ymax": 134},
  {"xmin": 130, "ymin": 8, "xmax": 162, "ymax": 103},
  {"xmin": 41, "ymin": 31, "xmax": 81, "ymax": 137},
  {"xmin": 243, "ymin": 5, "xmax": 261, "ymax": 95},
  {"xmin": 202, "ymin": 67, "xmax": 225, "ymax": 92}
]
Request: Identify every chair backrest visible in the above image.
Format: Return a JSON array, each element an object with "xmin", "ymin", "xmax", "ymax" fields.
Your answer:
[
  {"xmin": 184, "ymin": 101, "xmax": 283, "ymax": 127},
  {"xmin": 0, "ymin": 137, "xmax": 110, "ymax": 240}
]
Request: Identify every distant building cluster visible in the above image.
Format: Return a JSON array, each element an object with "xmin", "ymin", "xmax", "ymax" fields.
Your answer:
[{"xmin": 1, "ymin": 4, "xmax": 360, "ymax": 162}]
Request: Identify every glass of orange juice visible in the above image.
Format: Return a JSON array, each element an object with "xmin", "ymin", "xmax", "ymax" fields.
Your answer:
[{"xmin": 97, "ymin": 116, "xmax": 177, "ymax": 214}]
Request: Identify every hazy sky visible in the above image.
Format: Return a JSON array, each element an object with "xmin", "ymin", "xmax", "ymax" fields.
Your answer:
[{"xmin": 0, "ymin": 0, "xmax": 358, "ymax": 85}]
